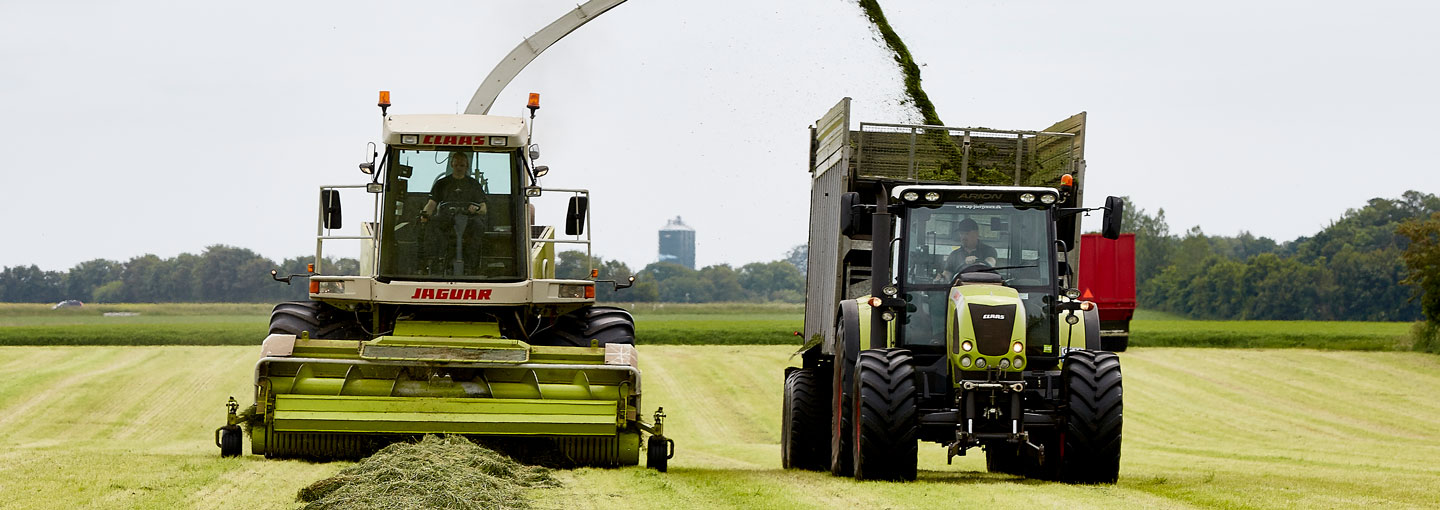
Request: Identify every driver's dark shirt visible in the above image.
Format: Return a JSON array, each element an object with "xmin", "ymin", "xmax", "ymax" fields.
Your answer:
[
  {"xmin": 945, "ymin": 242, "xmax": 998, "ymax": 274},
  {"xmin": 430, "ymin": 174, "xmax": 487, "ymax": 206}
]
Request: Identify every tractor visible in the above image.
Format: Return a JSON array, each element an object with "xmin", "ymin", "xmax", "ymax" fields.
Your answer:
[{"xmin": 782, "ymin": 98, "xmax": 1123, "ymax": 482}]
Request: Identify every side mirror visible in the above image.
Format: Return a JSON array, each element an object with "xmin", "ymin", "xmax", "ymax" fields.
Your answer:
[
  {"xmin": 1102, "ymin": 196, "xmax": 1124, "ymax": 240},
  {"xmin": 839, "ymin": 192, "xmax": 870, "ymax": 236},
  {"xmin": 321, "ymin": 190, "xmax": 342, "ymax": 230},
  {"xmin": 565, "ymin": 196, "xmax": 588, "ymax": 235}
]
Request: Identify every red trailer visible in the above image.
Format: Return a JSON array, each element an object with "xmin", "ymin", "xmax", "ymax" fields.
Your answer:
[{"xmin": 1078, "ymin": 233, "xmax": 1136, "ymax": 351}]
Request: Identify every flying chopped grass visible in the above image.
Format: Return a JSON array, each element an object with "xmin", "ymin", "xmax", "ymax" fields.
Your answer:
[{"xmin": 297, "ymin": 435, "xmax": 560, "ymax": 510}]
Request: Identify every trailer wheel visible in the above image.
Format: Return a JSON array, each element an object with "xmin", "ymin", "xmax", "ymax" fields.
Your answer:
[
  {"xmin": 269, "ymin": 301, "xmax": 366, "ymax": 340},
  {"xmin": 1058, "ymin": 350, "xmax": 1123, "ymax": 483},
  {"xmin": 852, "ymin": 349, "xmax": 918, "ymax": 481},
  {"xmin": 984, "ymin": 443, "xmax": 1025, "ymax": 476},
  {"xmin": 535, "ymin": 306, "xmax": 635, "ymax": 347},
  {"xmin": 782, "ymin": 368, "xmax": 830, "ymax": 470}
]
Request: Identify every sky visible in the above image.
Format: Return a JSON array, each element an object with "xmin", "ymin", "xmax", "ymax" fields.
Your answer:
[{"xmin": 2, "ymin": 0, "xmax": 1437, "ymax": 272}]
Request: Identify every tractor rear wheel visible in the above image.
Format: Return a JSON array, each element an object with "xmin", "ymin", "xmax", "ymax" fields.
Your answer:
[
  {"xmin": 269, "ymin": 301, "xmax": 367, "ymax": 340},
  {"xmin": 534, "ymin": 306, "xmax": 635, "ymax": 347},
  {"xmin": 1058, "ymin": 349, "xmax": 1123, "ymax": 483},
  {"xmin": 830, "ymin": 321, "xmax": 856, "ymax": 476},
  {"xmin": 782, "ymin": 368, "xmax": 830, "ymax": 470},
  {"xmin": 852, "ymin": 349, "xmax": 918, "ymax": 481}
]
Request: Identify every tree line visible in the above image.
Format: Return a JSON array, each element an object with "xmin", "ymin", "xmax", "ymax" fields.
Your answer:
[
  {"xmin": 1126, "ymin": 190, "xmax": 1440, "ymax": 325},
  {"xmin": 0, "ymin": 245, "xmax": 807, "ymax": 305},
  {"xmin": 554, "ymin": 248, "xmax": 806, "ymax": 303},
  {"xmin": 0, "ymin": 246, "xmax": 354, "ymax": 304}
]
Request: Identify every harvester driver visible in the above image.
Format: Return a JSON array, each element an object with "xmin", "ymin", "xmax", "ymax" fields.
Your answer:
[
  {"xmin": 942, "ymin": 218, "xmax": 997, "ymax": 279},
  {"xmin": 419, "ymin": 151, "xmax": 489, "ymax": 274}
]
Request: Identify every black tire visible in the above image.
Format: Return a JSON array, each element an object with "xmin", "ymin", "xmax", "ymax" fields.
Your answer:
[
  {"xmin": 1101, "ymin": 335, "xmax": 1129, "ymax": 352},
  {"xmin": 268, "ymin": 301, "xmax": 367, "ymax": 340},
  {"xmin": 646, "ymin": 435, "xmax": 668, "ymax": 472},
  {"xmin": 830, "ymin": 320, "xmax": 857, "ymax": 477},
  {"xmin": 1058, "ymin": 350, "xmax": 1123, "ymax": 483},
  {"xmin": 219, "ymin": 426, "xmax": 242, "ymax": 457},
  {"xmin": 534, "ymin": 306, "xmax": 635, "ymax": 347},
  {"xmin": 852, "ymin": 349, "xmax": 918, "ymax": 481},
  {"xmin": 985, "ymin": 442, "xmax": 1025, "ymax": 476},
  {"xmin": 782, "ymin": 368, "xmax": 830, "ymax": 470}
]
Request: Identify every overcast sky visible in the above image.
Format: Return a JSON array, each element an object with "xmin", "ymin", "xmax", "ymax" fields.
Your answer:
[{"xmin": 2, "ymin": 0, "xmax": 1437, "ymax": 272}]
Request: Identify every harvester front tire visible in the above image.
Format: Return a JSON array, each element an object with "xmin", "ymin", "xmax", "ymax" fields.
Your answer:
[
  {"xmin": 852, "ymin": 349, "xmax": 918, "ymax": 481},
  {"xmin": 536, "ymin": 306, "xmax": 635, "ymax": 347},
  {"xmin": 646, "ymin": 435, "xmax": 669, "ymax": 472},
  {"xmin": 218, "ymin": 426, "xmax": 242, "ymax": 457},
  {"xmin": 1058, "ymin": 349, "xmax": 1123, "ymax": 484},
  {"xmin": 782, "ymin": 368, "xmax": 830, "ymax": 470},
  {"xmin": 268, "ymin": 301, "xmax": 366, "ymax": 340}
]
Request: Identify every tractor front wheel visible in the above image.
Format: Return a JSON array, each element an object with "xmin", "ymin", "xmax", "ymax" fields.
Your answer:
[
  {"xmin": 268, "ymin": 301, "xmax": 367, "ymax": 340},
  {"xmin": 1058, "ymin": 349, "xmax": 1123, "ymax": 483},
  {"xmin": 852, "ymin": 349, "xmax": 918, "ymax": 481},
  {"xmin": 782, "ymin": 368, "xmax": 830, "ymax": 470}
]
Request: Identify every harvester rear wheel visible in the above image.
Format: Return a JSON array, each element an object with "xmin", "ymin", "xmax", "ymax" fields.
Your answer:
[
  {"xmin": 534, "ymin": 306, "xmax": 635, "ymax": 347},
  {"xmin": 268, "ymin": 301, "xmax": 366, "ymax": 340},
  {"xmin": 852, "ymin": 349, "xmax": 918, "ymax": 481},
  {"xmin": 782, "ymin": 368, "xmax": 830, "ymax": 470},
  {"xmin": 1058, "ymin": 349, "xmax": 1123, "ymax": 484}
]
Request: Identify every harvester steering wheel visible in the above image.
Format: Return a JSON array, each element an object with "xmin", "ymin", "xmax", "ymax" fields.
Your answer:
[{"xmin": 435, "ymin": 201, "xmax": 486, "ymax": 216}]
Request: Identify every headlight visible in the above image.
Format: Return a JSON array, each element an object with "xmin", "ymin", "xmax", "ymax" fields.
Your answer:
[
  {"xmin": 961, "ymin": 340, "xmax": 972, "ymax": 352},
  {"xmin": 960, "ymin": 356, "xmax": 972, "ymax": 368},
  {"xmin": 1013, "ymin": 341, "xmax": 1023, "ymax": 353},
  {"xmin": 975, "ymin": 358, "xmax": 987, "ymax": 369},
  {"xmin": 882, "ymin": 285, "xmax": 898, "ymax": 297},
  {"xmin": 902, "ymin": 191, "xmax": 919, "ymax": 201},
  {"xmin": 1013, "ymin": 357, "xmax": 1024, "ymax": 369},
  {"xmin": 1040, "ymin": 193, "xmax": 1057, "ymax": 204},
  {"xmin": 558, "ymin": 284, "xmax": 586, "ymax": 298},
  {"xmin": 317, "ymin": 281, "xmax": 345, "ymax": 294},
  {"xmin": 401, "ymin": 134, "xmax": 419, "ymax": 144},
  {"xmin": 999, "ymin": 358, "xmax": 1010, "ymax": 369},
  {"xmin": 1019, "ymin": 193, "xmax": 1035, "ymax": 203},
  {"xmin": 881, "ymin": 311, "xmax": 896, "ymax": 321},
  {"xmin": 924, "ymin": 192, "xmax": 940, "ymax": 201},
  {"xmin": 1066, "ymin": 289, "xmax": 1081, "ymax": 299}
]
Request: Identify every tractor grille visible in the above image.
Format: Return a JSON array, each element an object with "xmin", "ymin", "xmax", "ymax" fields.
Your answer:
[{"xmin": 969, "ymin": 303, "xmax": 1016, "ymax": 356}]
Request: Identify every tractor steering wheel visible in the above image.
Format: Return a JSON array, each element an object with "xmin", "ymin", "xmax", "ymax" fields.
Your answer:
[{"xmin": 950, "ymin": 263, "xmax": 997, "ymax": 287}]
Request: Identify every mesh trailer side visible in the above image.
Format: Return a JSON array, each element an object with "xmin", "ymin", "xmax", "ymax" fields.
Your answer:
[{"xmin": 853, "ymin": 123, "xmax": 1079, "ymax": 187}]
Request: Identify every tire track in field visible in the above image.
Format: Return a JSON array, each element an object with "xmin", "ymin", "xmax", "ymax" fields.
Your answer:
[{"xmin": 113, "ymin": 346, "xmax": 252, "ymax": 445}]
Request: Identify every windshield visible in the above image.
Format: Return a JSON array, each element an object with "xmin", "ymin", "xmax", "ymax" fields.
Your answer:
[
  {"xmin": 377, "ymin": 148, "xmax": 525, "ymax": 281},
  {"xmin": 899, "ymin": 202, "xmax": 1054, "ymax": 348}
]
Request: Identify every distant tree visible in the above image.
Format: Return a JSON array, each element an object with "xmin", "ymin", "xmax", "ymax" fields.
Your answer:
[
  {"xmin": 0, "ymin": 265, "xmax": 66, "ymax": 303},
  {"xmin": 1399, "ymin": 211, "xmax": 1440, "ymax": 327},
  {"xmin": 65, "ymin": 259, "xmax": 122, "ymax": 302},
  {"xmin": 739, "ymin": 260, "xmax": 805, "ymax": 302},
  {"xmin": 785, "ymin": 245, "xmax": 808, "ymax": 275}
]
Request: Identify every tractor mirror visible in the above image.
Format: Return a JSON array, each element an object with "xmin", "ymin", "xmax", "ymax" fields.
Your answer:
[
  {"xmin": 565, "ymin": 196, "xmax": 588, "ymax": 235},
  {"xmin": 840, "ymin": 192, "xmax": 871, "ymax": 236},
  {"xmin": 321, "ymin": 190, "xmax": 342, "ymax": 230},
  {"xmin": 1102, "ymin": 196, "xmax": 1124, "ymax": 240}
]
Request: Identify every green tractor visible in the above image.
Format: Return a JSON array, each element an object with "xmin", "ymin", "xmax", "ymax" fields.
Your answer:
[
  {"xmin": 215, "ymin": 92, "xmax": 672, "ymax": 471},
  {"xmin": 782, "ymin": 98, "xmax": 1123, "ymax": 482}
]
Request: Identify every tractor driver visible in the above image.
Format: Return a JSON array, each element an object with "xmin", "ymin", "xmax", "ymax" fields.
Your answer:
[
  {"xmin": 418, "ymin": 151, "xmax": 489, "ymax": 274},
  {"xmin": 941, "ymin": 218, "xmax": 997, "ymax": 280}
]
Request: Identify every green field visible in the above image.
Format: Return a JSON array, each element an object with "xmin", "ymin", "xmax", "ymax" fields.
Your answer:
[
  {"xmin": 0, "ymin": 303, "xmax": 1423, "ymax": 352},
  {"xmin": 1, "ymin": 345, "xmax": 1437, "ymax": 509}
]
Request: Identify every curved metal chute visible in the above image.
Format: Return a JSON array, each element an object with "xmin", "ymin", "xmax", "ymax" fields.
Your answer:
[{"xmin": 465, "ymin": 0, "xmax": 628, "ymax": 115}]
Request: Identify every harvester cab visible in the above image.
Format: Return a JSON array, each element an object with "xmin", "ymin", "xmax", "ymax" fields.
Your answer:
[
  {"xmin": 783, "ymin": 98, "xmax": 1124, "ymax": 483},
  {"xmin": 217, "ymin": 93, "xmax": 673, "ymax": 472}
]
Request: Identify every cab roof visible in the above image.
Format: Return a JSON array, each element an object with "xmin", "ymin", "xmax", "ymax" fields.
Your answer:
[{"xmin": 382, "ymin": 114, "xmax": 526, "ymax": 146}]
